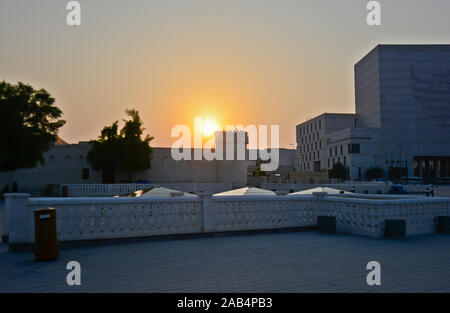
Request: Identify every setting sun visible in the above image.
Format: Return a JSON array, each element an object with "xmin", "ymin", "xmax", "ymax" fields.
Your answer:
[{"xmin": 202, "ymin": 118, "xmax": 221, "ymax": 137}]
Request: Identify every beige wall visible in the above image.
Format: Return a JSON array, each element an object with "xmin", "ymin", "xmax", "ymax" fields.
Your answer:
[{"xmin": 0, "ymin": 143, "xmax": 248, "ymax": 194}]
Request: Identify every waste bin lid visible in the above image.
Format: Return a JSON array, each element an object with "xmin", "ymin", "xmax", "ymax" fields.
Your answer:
[{"xmin": 34, "ymin": 207, "xmax": 56, "ymax": 213}]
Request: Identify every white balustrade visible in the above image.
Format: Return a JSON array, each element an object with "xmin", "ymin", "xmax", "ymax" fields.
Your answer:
[
  {"xmin": 9, "ymin": 196, "xmax": 202, "ymax": 244},
  {"xmin": 210, "ymin": 195, "xmax": 316, "ymax": 232},
  {"xmin": 261, "ymin": 183, "xmax": 433, "ymax": 195},
  {"xmin": 4, "ymin": 193, "xmax": 449, "ymax": 245},
  {"xmin": 322, "ymin": 196, "xmax": 450, "ymax": 238},
  {"xmin": 60, "ymin": 183, "xmax": 233, "ymax": 197}
]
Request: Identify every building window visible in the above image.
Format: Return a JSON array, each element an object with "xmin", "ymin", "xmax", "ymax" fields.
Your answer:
[
  {"xmin": 329, "ymin": 148, "xmax": 332, "ymax": 157},
  {"xmin": 319, "ymin": 141, "xmax": 322, "ymax": 149},
  {"xmin": 340, "ymin": 145, "xmax": 343, "ymax": 155},
  {"xmin": 348, "ymin": 144, "xmax": 360, "ymax": 154},
  {"xmin": 82, "ymin": 168, "xmax": 90, "ymax": 180},
  {"xmin": 328, "ymin": 159, "xmax": 330, "ymax": 168},
  {"xmin": 319, "ymin": 120, "xmax": 321, "ymax": 129},
  {"xmin": 335, "ymin": 147, "xmax": 338, "ymax": 156},
  {"xmin": 317, "ymin": 151, "xmax": 320, "ymax": 159}
]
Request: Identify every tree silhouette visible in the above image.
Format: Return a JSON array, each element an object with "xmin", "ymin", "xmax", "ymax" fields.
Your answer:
[
  {"xmin": 365, "ymin": 167, "xmax": 384, "ymax": 180},
  {"xmin": 121, "ymin": 109, "xmax": 153, "ymax": 182},
  {"xmin": 0, "ymin": 81, "xmax": 65, "ymax": 172},
  {"xmin": 328, "ymin": 162, "xmax": 347, "ymax": 182},
  {"xmin": 87, "ymin": 109, "xmax": 153, "ymax": 183},
  {"xmin": 87, "ymin": 121, "xmax": 123, "ymax": 183}
]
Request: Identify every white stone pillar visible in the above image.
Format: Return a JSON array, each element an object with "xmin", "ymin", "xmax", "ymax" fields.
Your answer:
[
  {"xmin": 199, "ymin": 193, "xmax": 215, "ymax": 233},
  {"xmin": 4, "ymin": 193, "xmax": 30, "ymax": 244},
  {"xmin": 312, "ymin": 192, "xmax": 328, "ymax": 218}
]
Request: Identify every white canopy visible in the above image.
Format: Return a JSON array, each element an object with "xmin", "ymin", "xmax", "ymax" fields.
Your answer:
[
  {"xmin": 213, "ymin": 187, "xmax": 276, "ymax": 196},
  {"xmin": 116, "ymin": 186, "xmax": 198, "ymax": 198},
  {"xmin": 287, "ymin": 187, "xmax": 350, "ymax": 195}
]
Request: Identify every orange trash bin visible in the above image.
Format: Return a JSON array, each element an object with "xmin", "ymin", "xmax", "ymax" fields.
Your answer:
[{"xmin": 34, "ymin": 208, "xmax": 59, "ymax": 261}]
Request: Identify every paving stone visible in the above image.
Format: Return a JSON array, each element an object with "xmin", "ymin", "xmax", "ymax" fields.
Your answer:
[{"xmin": 0, "ymin": 230, "xmax": 449, "ymax": 292}]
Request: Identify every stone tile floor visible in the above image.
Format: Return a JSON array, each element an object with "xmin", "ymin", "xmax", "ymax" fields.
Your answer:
[{"xmin": 0, "ymin": 230, "xmax": 449, "ymax": 293}]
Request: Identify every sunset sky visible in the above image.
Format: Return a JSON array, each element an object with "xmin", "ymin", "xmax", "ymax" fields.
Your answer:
[{"xmin": 1, "ymin": 0, "xmax": 450, "ymax": 148}]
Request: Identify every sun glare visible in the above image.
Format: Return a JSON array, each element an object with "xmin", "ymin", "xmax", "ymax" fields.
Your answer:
[{"xmin": 202, "ymin": 119, "xmax": 220, "ymax": 137}]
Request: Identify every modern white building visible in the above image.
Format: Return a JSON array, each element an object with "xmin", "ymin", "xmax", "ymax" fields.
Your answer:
[{"xmin": 296, "ymin": 44, "xmax": 450, "ymax": 180}]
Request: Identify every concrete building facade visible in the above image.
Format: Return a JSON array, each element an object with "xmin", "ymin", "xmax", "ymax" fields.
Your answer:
[
  {"xmin": 296, "ymin": 113, "xmax": 356, "ymax": 172},
  {"xmin": 296, "ymin": 44, "xmax": 450, "ymax": 180}
]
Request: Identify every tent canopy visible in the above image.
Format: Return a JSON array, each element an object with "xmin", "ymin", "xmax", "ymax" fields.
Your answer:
[
  {"xmin": 288, "ymin": 187, "xmax": 350, "ymax": 195},
  {"xmin": 213, "ymin": 187, "xmax": 276, "ymax": 196},
  {"xmin": 116, "ymin": 186, "xmax": 198, "ymax": 198}
]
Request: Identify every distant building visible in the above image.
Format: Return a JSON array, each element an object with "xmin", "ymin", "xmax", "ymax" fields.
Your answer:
[
  {"xmin": 247, "ymin": 148, "xmax": 295, "ymax": 184},
  {"xmin": 0, "ymin": 131, "xmax": 249, "ymax": 193},
  {"xmin": 296, "ymin": 44, "xmax": 450, "ymax": 180}
]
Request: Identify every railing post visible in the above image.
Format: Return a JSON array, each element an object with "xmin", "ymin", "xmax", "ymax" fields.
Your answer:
[
  {"xmin": 2, "ymin": 195, "xmax": 11, "ymax": 242},
  {"xmin": 4, "ymin": 193, "xmax": 30, "ymax": 244},
  {"xmin": 200, "ymin": 193, "xmax": 215, "ymax": 233},
  {"xmin": 313, "ymin": 192, "xmax": 328, "ymax": 218}
]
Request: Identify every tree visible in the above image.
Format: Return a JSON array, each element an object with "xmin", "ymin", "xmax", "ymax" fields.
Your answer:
[
  {"xmin": 365, "ymin": 167, "xmax": 384, "ymax": 180},
  {"xmin": 329, "ymin": 162, "xmax": 347, "ymax": 181},
  {"xmin": 0, "ymin": 81, "xmax": 65, "ymax": 172},
  {"xmin": 255, "ymin": 167, "xmax": 267, "ymax": 177},
  {"xmin": 86, "ymin": 122, "xmax": 123, "ymax": 183},
  {"xmin": 388, "ymin": 166, "xmax": 407, "ymax": 181},
  {"xmin": 121, "ymin": 109, "xmax": 153, "ymax": 182},
  {"xmin": 87, "ymin": 109, "xmax": 153, "ymax": 183}
]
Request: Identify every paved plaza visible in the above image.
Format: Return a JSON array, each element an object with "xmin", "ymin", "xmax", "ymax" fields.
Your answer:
[{"xmin": 0, "ymin": 228, "xmax": 449, "ymax": 293}]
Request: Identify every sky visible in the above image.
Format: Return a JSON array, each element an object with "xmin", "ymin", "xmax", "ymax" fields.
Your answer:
[{"xmin": 1, "ymin": 0, "xmax": 450, "ymax": 148}]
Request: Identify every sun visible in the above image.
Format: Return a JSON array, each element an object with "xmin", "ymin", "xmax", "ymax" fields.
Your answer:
[{"xmin": 202, "ymin": 119, "xmax": 220, "ymax": 137}]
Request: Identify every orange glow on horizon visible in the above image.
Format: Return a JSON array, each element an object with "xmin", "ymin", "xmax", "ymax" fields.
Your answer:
[{"xmin": 202, "ymin": 118, "xmax": 221, "ymax": 137}]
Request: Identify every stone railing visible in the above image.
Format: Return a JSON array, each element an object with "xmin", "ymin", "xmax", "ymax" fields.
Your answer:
[
  {"xmin": 319, "ymin": 196, "xmax": 450, "ymax": 238},
  {"xmin": 208, "ymin": 195, "xmax": 316, "ymax": 232},
  {"xmin": 4, "ymin": 194, "xmax": 316, "ymax": 245},
  {"xmin": 60, "ymin": 183, "xmax": 233, "ymax": 197},
  {"xmin": 3, "ymin": 193, "xmax": 449, "ymax": 246},
  {"xmin": 6, "ymin": 194, "xmax": 203, "ymax": 245},
  {"xmin": 262, "ymin": 183, "xmax": 433, "ymax": 194}
]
